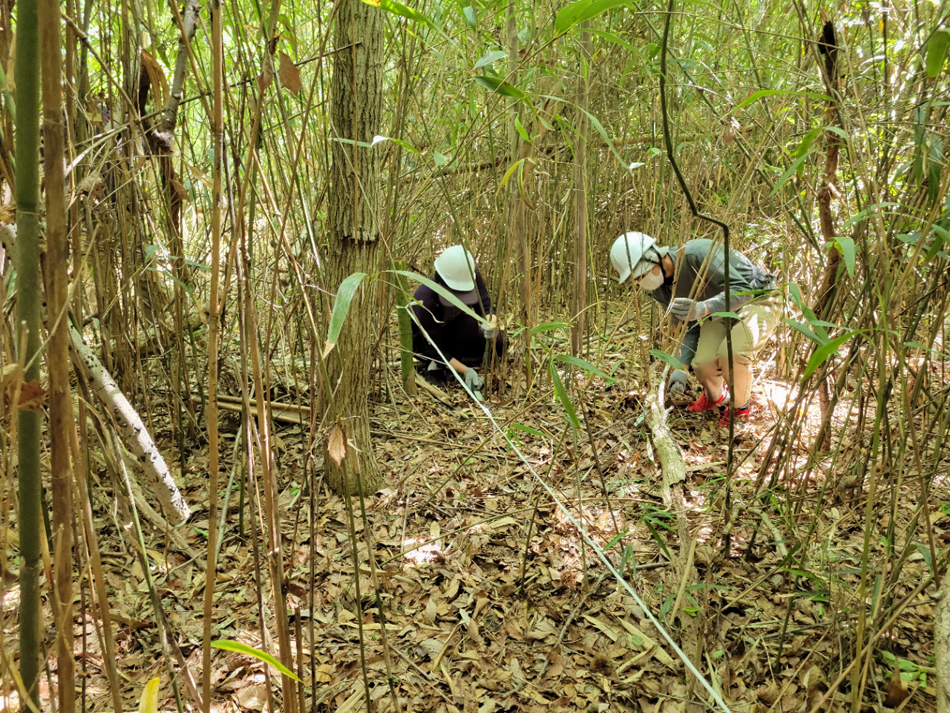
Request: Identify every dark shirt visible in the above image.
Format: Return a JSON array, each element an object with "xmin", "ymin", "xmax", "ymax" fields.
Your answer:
[
  {"xmin": 411, "ymin": 271, "xmax": 492, "ymax": 367},
  {"xmin": 649, "ymin": 239, "xmax": 775, "ymax": 367}
]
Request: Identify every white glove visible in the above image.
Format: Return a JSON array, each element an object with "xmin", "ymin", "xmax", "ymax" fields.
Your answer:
[
  {"xmin": 463, "ymin": 369, "xmax": 484, "ymax": 391},
  {"xmin": 668, "ymin": 369, "xmax": 688, "ymax": 394},
  {"xmin": 670, "ymin": 298, "xmax": 710, "ymax": 322},
  {"xmin": 481, "ymin": 315, "xmax": 498, "ymax": 340}
]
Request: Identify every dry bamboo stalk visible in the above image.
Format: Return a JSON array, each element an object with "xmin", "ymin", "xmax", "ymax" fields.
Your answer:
[{"xmin": 69, "ymin": 322, "xmax": 191, "ymax": 524}]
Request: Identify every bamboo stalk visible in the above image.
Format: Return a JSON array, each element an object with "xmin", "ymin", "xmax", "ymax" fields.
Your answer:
[{"xmin": 14, "ymin": 0, "xmax": 44, "ymax": 700}]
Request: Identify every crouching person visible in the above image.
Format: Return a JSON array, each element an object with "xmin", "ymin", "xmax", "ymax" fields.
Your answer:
[
  {"xmin": 610, "ymin": 232, "xmax": 781, "ymax": 425},
  {"xmin": 411, "ymin": 245, "xmax": 507, "ymax": 392}
]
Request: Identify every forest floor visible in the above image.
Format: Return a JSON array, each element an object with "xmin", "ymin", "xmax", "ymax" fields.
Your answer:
[{"xmin": 1, "ymin": 331, "xmax": 945, "ymax": 713}]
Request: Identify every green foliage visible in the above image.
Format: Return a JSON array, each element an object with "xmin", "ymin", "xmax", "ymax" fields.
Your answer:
[
  {"xmin": 324, "ymin": 272, "xmax": 368, "ymax": 357},
  {"xmin": 211, "ymin": 640, "xmax": 302, "ymax": 681},
  {"xmin": 925, "ymin": 29, "xmax": 950, "ymax": 78}
]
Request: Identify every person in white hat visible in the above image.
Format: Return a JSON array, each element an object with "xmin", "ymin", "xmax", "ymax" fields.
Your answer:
[
  {"xmin": 411, "ymin": 245, "xmax": 505, "ymax": 391},
  {"xmin": 610, "ymin": 232, "xmax": 781, "ymax": 425}
]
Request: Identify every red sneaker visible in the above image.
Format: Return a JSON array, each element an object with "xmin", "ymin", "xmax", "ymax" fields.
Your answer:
[
  {"xmin": 718, "ymin": 406, "xmax": 750, "ymax": 426},
  {"xmin": 687, "ymin": 388, "xmax": 728, "ymax": 412}
]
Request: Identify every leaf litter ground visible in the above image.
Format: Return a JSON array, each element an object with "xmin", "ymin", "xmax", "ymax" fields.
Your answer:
[{"xmin": 9, "ymin": 352, "xmax": 947, "ymax": 713}]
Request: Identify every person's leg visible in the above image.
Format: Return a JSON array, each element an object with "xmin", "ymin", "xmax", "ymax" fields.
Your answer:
[
  {"xmin": 693, "ymin": 319, "xmax": 728, "ymax": 400},
  {"xmin": 716, "ymin": 300, "xmax": 782, "ymax": 408}
]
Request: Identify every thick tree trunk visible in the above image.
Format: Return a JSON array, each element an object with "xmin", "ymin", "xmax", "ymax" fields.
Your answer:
[{"xmin": 325, "ymin": 0, "xmax": 384, "ymax": 495}]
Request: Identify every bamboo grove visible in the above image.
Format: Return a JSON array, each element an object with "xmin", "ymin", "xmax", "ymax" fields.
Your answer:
[{"xmin": 0, "ymin": 0, "xmax": 948, "ymax": 710}]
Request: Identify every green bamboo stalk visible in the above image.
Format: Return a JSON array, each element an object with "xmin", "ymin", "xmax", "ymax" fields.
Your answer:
[
  {"xmin": 393, "ymin": 259, "xmax": 416, "ymax": 394},
  {"xmin": 39, "ymin": 0, "xmax": 75, "ymax": 708},
  {"xmin": 15, "ymin": 0, "xmax": 43, "ymax": 703}
]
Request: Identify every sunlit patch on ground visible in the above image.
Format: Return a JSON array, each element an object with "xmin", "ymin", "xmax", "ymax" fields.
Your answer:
[{"xmin": 401, "ymin": 536, "xmax": 444, "ymax": 566}]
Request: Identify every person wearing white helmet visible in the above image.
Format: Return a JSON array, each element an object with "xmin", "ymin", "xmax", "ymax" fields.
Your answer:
[
  {"xmin": 610, "ymin": 232, "xmax": 781, "ymax": 425},
  {"xmin": 411, "ymin": 245, "xmax": 506, "ymax": 391}
]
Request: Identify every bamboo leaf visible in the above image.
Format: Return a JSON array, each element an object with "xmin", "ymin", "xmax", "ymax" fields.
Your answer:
[
  {"xmin": 324, "ymin": 272, "xmax": 367, "ymax": 358},
  {"xmin": 529, "ymin": 321, "xmax": 572, "ymax": 334},
  {"xmin": 553, "ymin": 354, "xmax": 617, "ymax": 384},
  {"xmin": 211, "ymin": 640, "xmax": 302, "ymax": 682},
  {"xmin": 379, "ymin": 0, "xmax": 433, "ymax": 27},
  {"xmin": 555, "ymin": 0, "xmax": 629, "ymax": 35},
  {"xmin": 769, "ymin": 154, "xmax": 809, "ymax": 196},
  {"xmin": 802, "ymin": 331, "xmax": 858, "ymax": 379},
  {"xmin": 137, "ymin": 678, "xmax": 161, "ymax": 713},
  {"xmin": 473, "ymin": 50, "xmax": 507, "ymax": 70},
  {"xmin": 461, "ymin": 5, "xmax": 476, "ymax": 28},
  {"xmin": 649, "ymin": 349, "xmax": 686, "ymax": 371},
  {"xmin": 496, "ymin": 157, "xmax": 526, "ymax": 196},
  {"xmin": 391, "ymin": 270, "xmax": 486, "ymax": 324},
  {"xmin": 735, "ymin": 89, "xmax": 832, "ymax": 113},
  {"xmin": 509, "ymin": 422, "xmax": 544, "ymax": 437},
  {"xmin": 515, "ymin": 115, "xmax": 530, "ymax": 142},
  {"xmin": 549, "ymin": 361, "xmax": 579, "ymax": 430},
  {"xmin": 833, "ymin": 236, "xmax": 856, "ymax": 277},
  {"xmin": 925, "ymin": 29, "xmax": 950, "ymax": 78},
  {"xmin": 473, "ymin": 75, "xmax": 526, "ymax": 99}
]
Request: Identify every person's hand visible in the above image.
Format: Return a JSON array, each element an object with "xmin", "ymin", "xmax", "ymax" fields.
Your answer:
[
  {"xmin": 668, "ymin": 369, "xmax": 688, "ymax": 394},
  {"xmin": 481, "ymin": 315, "xmax": 498, "ymax": 340},
  {"xmin": 670, "ymin": 298, "xmax": 710, "ymax": 321},
  {"xmin": 463, "ymin": 369, "xmax": 485, "ymax": 391}
]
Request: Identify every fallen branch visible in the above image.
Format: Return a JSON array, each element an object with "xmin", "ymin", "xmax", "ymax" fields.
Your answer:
[
  {"xmin": 645, "ymin": 386, "xmax": 704, "ymax": 711},
  {"xmin": 69, "ymin": 322, "xmax": 191, "ymax": 525}
]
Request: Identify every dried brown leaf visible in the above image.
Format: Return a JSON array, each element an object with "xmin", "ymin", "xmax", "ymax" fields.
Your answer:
[
  {"xmin": 140, "ymin": 49, "xmax": 169, "ymax": 106},
  {"xmin": 756, "ymin": 684, "xmax": 780, "ymax": 705},
  {"xmin": 18, "ymin": 381, "xmax": 45, "ymax": 412},
  {"xmin": 328, "ymin": 424, "xmax": 347, "ymax": 466},
  {"xmin": 278, "ymin": 52, "xmax": 302, "ymax": 95}
]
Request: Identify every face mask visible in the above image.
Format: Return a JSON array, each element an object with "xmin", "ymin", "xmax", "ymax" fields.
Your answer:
[{"xmin": 638, "ymin": 269, "xmax": 664, "ymax": 291}]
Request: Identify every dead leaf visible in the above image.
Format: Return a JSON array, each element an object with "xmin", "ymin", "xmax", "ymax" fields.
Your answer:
[
  {"xmin": 18, "ymin": 381, "xmax": 45, "ymax": 412},
  {"xmin": 257, "ymin": 56, "xmax": 274, "ymax": 94},
  {"xmin": 424, "ymin": 595, "xmax": 438, "ymax": 625},
  {"xmin": 313, "ymin": 664, "xmax": 333, "ymax": 683},
  {"xmin": 140, "ymin": 49, "xmax": 170, "ymax": 106},
  {"xmin": 328, "ymin": 424, "xmax": 347, "ymax": 466},
  {"xmin": 278, "ymin": 52, "xmax": 302, "ymax": 95},
  {"xmin": 883, "ymin": 663, "xmax": 908, "ymax": 708},
  {"xmin": 235, "ymin": 684, "xmax": 268, "ymax": 711},
  {"xmin": 756, "ymin": 684, "xmax": 780, "ymax": 705}
]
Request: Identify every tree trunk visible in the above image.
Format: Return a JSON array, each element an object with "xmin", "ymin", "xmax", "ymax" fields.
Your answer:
[
  {"xmin": 15, "ymin": 0, "xmax": 43, "ymax": 703},
  {"xmin": 325, "ymin": 0, "xmax": 384, "ymax": 496}
]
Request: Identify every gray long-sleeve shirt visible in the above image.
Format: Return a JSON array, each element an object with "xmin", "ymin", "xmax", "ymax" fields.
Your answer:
[{"xmin": 648, "ymin": 239, "xmax": 775, "ymax": 367}]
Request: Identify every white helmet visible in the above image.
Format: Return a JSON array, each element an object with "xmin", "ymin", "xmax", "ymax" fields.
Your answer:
[
  {"xmin": 610, "ymin": 232, "xmax": 658, "ymax": 284},
  {"xmin": 434, "ymin": 245, "xmax": 477, "ymax": 291}
]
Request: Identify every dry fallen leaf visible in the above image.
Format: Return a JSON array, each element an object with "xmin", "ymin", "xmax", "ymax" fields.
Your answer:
[
  {"xmin": 235, "ymin": 684, "xmax": 268, "ymax": 711},
  {"xmin": 756, "ymin": 684, "xmax": 780, "ymax": 705},
  {"xmin": 328, "ymin": 424, "xmax": 347, "ymax": 466}
]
